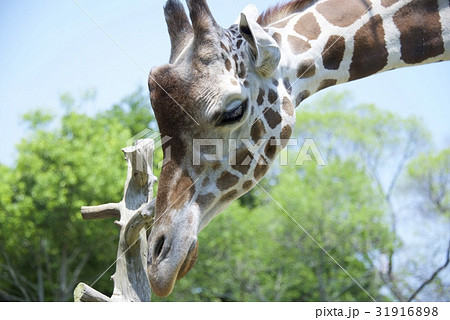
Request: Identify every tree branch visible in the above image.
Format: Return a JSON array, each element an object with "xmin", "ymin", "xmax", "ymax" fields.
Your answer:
[
  {"xmin": 0, "ymin": 288, "xmax": 23, "ymax": 302},
  {"xmin": 0, "ymin": 246, "xmax": 32, "ymax": 301},
  {"xmin": 75, "ymin": 139, "xmax": 155, "ymax": 302},
  {"xmin": 408, "ymin": 236, "xmax": 450, "ymax": 301},
  {"xmin": 74, "ymin": 283, "xmax": 111, "ymax": 302},
  {"xmin": 67, "ymin": 253, "xmax": 91, "ymax": 298},
  {"xmin": 125, "ymin": 199, "xmax": 155, "ymax": 246},
  {"xmin": 81, "ymin": 203, "xmax": 120, "ymax": 220}
]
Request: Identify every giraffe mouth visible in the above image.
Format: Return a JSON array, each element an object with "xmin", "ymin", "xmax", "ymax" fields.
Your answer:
[
  {"xmin": 147, "ymin": 237, "xmax": 198, "ymax": 297},
  {"xmin": 147, "ymin": 216, "xmax": 199, "ymax": 297},
  {"xmin": 177, "ymin": 240, "xmax": 199, "ymax": 280}
]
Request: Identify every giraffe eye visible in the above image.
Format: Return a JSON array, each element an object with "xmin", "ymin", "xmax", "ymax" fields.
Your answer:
[{"xmin": 216, "ymin": 99, "xmax": 248, "ymax": 126}]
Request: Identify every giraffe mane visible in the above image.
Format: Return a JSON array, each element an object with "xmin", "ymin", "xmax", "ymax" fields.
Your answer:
[{"xmin": 257, "ymin": 0, "xmax": 318, "ymax": 26}]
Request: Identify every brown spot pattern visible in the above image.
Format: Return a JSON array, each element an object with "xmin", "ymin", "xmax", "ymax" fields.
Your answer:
[
  {"xmin": 295, "ymin": 90, "xmax": 310, "ymax": 106},
  {"xmin": 264, "ymin": 108, "xmax": 282, "ymax": 129},
  {"xmin": 238, "ymin": 62, "xmax": 247, "ymax": 78},
  {"xmin": 272, "ymin": 18, "xmax": 290, "ymax": 29},
  {"xmin": 381, "ymin": 0, "xmax": 400, "ymax": 7},
  {"xmin": 257, "ymin": 88, "xmax": 265, "ymax": 106},
  {"xmin": 272, "ymin": 32, "xmax": 282, "ymax": 46},
  {"xmin": 265, "ymin": 137, "xmax": 278, "ymax": 160},
  {"xmin": 283, "ymin": 77, "xmax": 292, "ymax": 94},
  {"xmin": 219, "ymin": 190, "xmax": 238, "ymax": 203},
  {"xmin": 297, "ymin": 58, "xmax": 316, "ymax": 78},
  {"xmin": 317, "ymin": 79, "xmax": 337, "ymax": 91},
  {"xmin": 169, "ymin": 171, "xmax": 195, "ymax": 211},
  {"xmin": 221, "ymin": 42, "xmax": 229, "ymax": 53},
  {"xmin": 280, "ymin": 126, "xmax": 293, "ymax": 147},
  {"xmin": 282, "ymin": 97, "xmax": 294, "ymax": 116},
  {"xmin": 294, "ymin": 13, "xmax": 321, "ymax": 40},
  {"xmin": 317, "ymin": 0, "xmax": 370, "ymax": 28},
  {"xmin": 349, "ymin": 15, "xmax": 388, "ymax": 81},
  {"xmin": 322, "ymin": 35, "xmax": 346, "ymax": 70},
  {"xmin": 268, "ymin": 89, "xmax": 278, "ymax": 104},
  {"xmin": 211, "ymin": 161, "xmax": 222, "ymax": 171},
  {"xmin": 225, "ymin": 59, "xmax": 232, "ymax": 71},
  {"xmin": 394, "ymin": 0, "xmax": 444, "ymax": 64},
  {"xmin": 232, "ymin": 148, "xmax": 253, "ymax": 175},
  {"xmin": 216, "ymin": 172, "xmax": 239, "ymax": 191},
  {"xmin": 233, "ymin": 54, "xmax": 239, "ymax": 70},
  {"xmin": 254, "ymin": 162, "xmax": 270, "ymax": 180},
  {"xmin": 196, "ymin": 193, "xmax": 215, "ymax": 208},
  {"xmin": 251, "ymin": 119, "xmax": 266, "ymax": 142},
  {"xmin": 194, "ymin": 163, "xmax": 203, "ymax": 175},
  {"xmin": 288, "ymin": 35, "xmax": 311, "ymax": 55},
  {"xmin": 242, "ymin": 180, "xmax": 254, "ymax": 191}
]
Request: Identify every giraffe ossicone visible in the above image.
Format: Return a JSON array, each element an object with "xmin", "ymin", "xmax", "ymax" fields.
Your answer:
[{"xmin": 147, "ymin": 0, "xmax": 450, "ymax": 297}]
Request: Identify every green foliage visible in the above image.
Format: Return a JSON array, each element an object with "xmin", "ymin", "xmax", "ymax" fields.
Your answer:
[
  {"xmin": 296, "ymin": 92, "xmax": 431, "ymax": 170},
  {"xmin": 103, "ymin": 87, "xmax": 154, "ymax": 137},
  {"xmin": 154, "ymin": 92, "xmax": 445, "ymax": 302},
  {"xmin": 0, "ymin": 90, "xmax": 154, "ymax": 301},
  {"xmin": 22, "ymin": 109, "xmax": 55, "ymax": 130},
  {"xmin": 1, "ymin": 89, "xmax": 444, "ymax": 302},
  {"xmin": 154, "ymin": 158, "xmax": 390, "ymax": 301},
  {"xmin": 406, "ymin": 149, "xmax": 450, "ymax": 218}
]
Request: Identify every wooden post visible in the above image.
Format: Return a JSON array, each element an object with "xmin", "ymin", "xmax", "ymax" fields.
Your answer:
[{"xmin": 74, "ymin": 139, "xmax": 156, "ymax": 302}]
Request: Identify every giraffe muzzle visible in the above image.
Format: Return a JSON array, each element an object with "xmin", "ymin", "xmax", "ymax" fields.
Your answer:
[{"xmin": 147, "ymin": 211, "xmax": 199, "ymax": 297}]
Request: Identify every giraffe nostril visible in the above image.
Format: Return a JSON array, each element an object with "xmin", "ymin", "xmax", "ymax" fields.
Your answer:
[{"xmin": 154, "ymin": 235, "xmax": 165, "ymax": 260}]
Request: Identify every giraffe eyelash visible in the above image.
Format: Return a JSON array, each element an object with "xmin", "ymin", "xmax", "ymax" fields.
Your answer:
[{"xmin": 216, "ymin": 99, "xmax": 248, "ymax": 126}]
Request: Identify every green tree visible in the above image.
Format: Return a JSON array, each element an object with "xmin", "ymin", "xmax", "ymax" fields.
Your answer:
[
  {"xmin": 397, "ymin": 149, "xmax": 450, "ymax": 301},
  {"xmin": 296, "ymin": 92, "xmax": 438, "ymax": 301},
  {"xmin": 0, "ymin": 89, "xmax": 155, "ymax": 301},
  {"xmin": 407, "ymin": 149, "xmax": 450, "ymax": 218},
  {"xmin": 154, "ymin": 91, "xmax": 448, "ymax": 302},
  {"xmin": 102, "ymin": 87, "xmax": 155, "ymax": 137},
  {"xmin": 153, "ymin": 158, "xmax": 391, "ymax": 301},
  {"xmin": 1, "ymin": 89, "xmax": 445, "ymax": 302},
  {"xmin": 153, "ymin": 92, "xmax": 404, "ymax": 302}
]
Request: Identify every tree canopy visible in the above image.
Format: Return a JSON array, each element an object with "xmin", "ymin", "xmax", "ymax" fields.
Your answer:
[
  {"xmin": 0, "ymin": 90, "xmax": 448, "ymax": 301},
  {"xmin": 0, "ymin": 89, "xmax": 154, "ymax": 301}
]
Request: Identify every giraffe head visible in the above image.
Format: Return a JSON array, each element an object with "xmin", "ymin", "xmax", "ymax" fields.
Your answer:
[{"xmin": 147, "ymin": 0, "xmax": 295, "ymax": 297}]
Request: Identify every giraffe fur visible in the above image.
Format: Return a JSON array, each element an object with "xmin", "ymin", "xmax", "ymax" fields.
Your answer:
[{"xmin": 146, "ymin": 0, "xmax": 450, "ymax": 297}]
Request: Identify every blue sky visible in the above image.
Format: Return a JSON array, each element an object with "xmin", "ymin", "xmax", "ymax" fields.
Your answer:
[{"xmin": 1, "ymin": 0, "xmax": 449, "ymax": 167}]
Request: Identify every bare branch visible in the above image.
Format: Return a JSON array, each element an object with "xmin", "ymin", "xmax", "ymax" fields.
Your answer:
[
  {"xmin": 75, "ymin": 138, "xmax": 155, "ymax": 302},
  {"xmin": 0, "ymin": 288, "xmax": 23, "ymax": 302},
  {"xmin": 67, "ymin": 253, "xmax": 91, "ymax": 295},
  {"xmin": 408, "ymin": 237, "xmax": 450, "ymax": 301},
  {"xmin": 74, "ymin": 283, "xmax": 111, "ymax": 302},
  {"xmin": 386, "ymin": 140, "xmax": 411, "ymax": 199},
  {"xmin": 0, "ymin": 246, "xmax": 32, "ymax": 301},
  {"xmin": 380, "ymin": 272, "xmax": 406, "ymax": 301},
  {"xmin": 125, "ymin": 199, "xmax": 156, "ymax": 246},
  {"xmin": 81, "ymin": 203, "xmax": 120, "ymax": 220}
]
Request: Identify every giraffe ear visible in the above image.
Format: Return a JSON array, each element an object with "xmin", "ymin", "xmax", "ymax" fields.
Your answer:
[
  {"xmin": 164, "ymin": 0, "xmax": 193, "ymax": 64},
  {"xmin": 234, "ymin": 4, "xmax": 259, "ymax": 24},
  {"xmin": 239, "ymin": 12, "xmax": 281, "ymax": 78}
]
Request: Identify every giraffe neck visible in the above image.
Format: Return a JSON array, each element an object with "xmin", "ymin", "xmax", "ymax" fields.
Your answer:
[{"xmin": 265, "ymin": 0, "xmax": 450, "ymax": 106}]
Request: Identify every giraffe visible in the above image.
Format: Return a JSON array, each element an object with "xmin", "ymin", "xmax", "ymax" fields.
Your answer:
[{"xmin": 147, "ymin": 0, "xmax": 450, "ymax": 297}]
